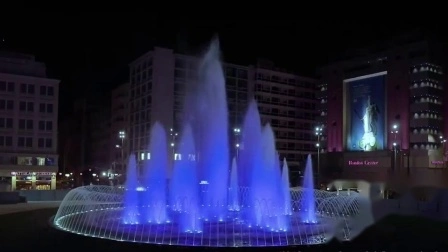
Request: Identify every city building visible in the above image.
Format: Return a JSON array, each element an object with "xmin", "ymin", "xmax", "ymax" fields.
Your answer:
[
  {"xmin": 110, "ymin": 82, "xmax": 129, "ymax": 180},
  {"xmin": 254, "ymin": 59, "xmax": 317, "ymax": 174},
  {"xmin": 58, "ymin": 113, "xmax": 82, "ymax": 174},
  {"xmin": 0, "ymin": 51, "xmax": 59, "ymax": 190},
  {"xmin": 128, "ymin": 47, "xmax": 317, "ymax": 180},
  {"xmin": 316, "ymin": 31, "xmax": 448, "ymax": 188},
  {"xmin": 87, "ymin": 97, "xmax": 111, "ymax": 172},
  {"xmin": 59, "ymin": 82, "xmax": 130, "ymax": 186}
]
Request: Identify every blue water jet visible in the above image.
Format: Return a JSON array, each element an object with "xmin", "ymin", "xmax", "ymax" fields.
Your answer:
[
  {"xmin": 194, "ymin": 37, "xmax": 229, "ymax": 219},
  {"xmin": 143, "ymin": 122, "xmax": 168, "ymax": 223},
  {"xmin": 263, "ymin": 124, "xmax": 288, "ymax": 230},
  {"xmin": 250, "ymin": 124, "xmax": 288, "ymax": 231},
  {"xmin": 301, "ymin": 154, "xmax": 317, "ymax": 223},
  {"xmin": 170, "ymin": 124, "xmax": 202, "ymax": 232},
  {"xmin": 238, "ymin": 100, "xmax": 262, "ymax": 188},
  {"xmin": 282, "ymin": 158, "xmax": 292, "ymax": 215},
  {"xmin": 122, "ymin": 154, "xmax": 140, "ymax": 224},
  {"xmin": 228, "ymin": 158, "xmax": 239, "ymax": 211},
  {"xmin": 69, "ymin": 37, "xmax": 350, "ymax": 247},
  {"xmin": 121, "ymin": 38, "xmax": 318, "ymax": 236}
]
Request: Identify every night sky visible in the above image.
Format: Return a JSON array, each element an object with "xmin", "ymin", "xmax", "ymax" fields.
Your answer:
[{"xmin": 0, "ymin": 13, "xmax": 443, "ymax": 120}]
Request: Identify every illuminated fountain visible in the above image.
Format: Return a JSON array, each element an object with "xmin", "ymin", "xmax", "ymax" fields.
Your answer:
[
  {"xmin": 193, "ymin": 38, "xmax": 229, "ymax": 220},
  {"xmin": 170, "ymin": 123, "xmax": 201, "ymax": 232},
  {"xmin": 122, "ymin": 154, "xmax": 139, "ymax": 224},
  {"xmin": 228, "ymin": 158, "xmax": 240, "ymax": 211},
  {"xmin": 282, "ymin": 158, "xmax": 292, "ymax": 216},
  {"xmin": 237, "ymin": 99, "xmax": 261, "ymax": 189},
  {"xmin": 301, "ymin": 154, "xmax": 317, "ymax": 224},
  {"xmin": 53, "ymin": 38, "xmax": 362, "ymax": 247},
  {"xmin": 142, "ymin": 122, "xmax": 168, "ymax": 223},
  {"xmin": 248, "ymin": 123, "xmax": 288, "ymax": 230}
]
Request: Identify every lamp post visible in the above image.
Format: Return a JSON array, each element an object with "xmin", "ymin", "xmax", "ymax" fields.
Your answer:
[
  {"xmin": 391, "ymin": 124, "xmax": 398, "ymax": 172},
  {"xmin": 440, "ymin": 136, "xmax": 446, "ymax": 168},
  {"xmin": 233, "ymin": 128, "xmax": 241, "ymax": 159},
  {"xmin": 315, "ymin": 126, "xmax": 323, "ymax": 185},
  {"xmin": 170, "ymin": 128, "xmax": 178, "ymax": 159},
  {"xmin": 117, "ymin": 130, "xmax": 125, "ymax": 185}
]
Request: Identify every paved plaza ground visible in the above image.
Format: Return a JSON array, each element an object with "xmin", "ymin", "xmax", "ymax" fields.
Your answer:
[
  {"xmin": 0, "ymin": 201, "xmax": 60, "ymax": 215},
  {"xmin": 0, "ymin": 203, "xmax": 447, "ymax": 251}
]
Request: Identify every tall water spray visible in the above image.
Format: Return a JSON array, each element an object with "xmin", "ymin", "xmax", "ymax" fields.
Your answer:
[
  {"xmin": 170, "ymin": 124, "xmax": 202, "ymax": 232},
  {"xmin": 250, "ymin": 124, "xmax": 287, "ymax": 230},
  {"xmin": 143, "ymin": 122, "xmax": 168, "ymax": 223},
  {"xmin": 263, "ymin": 124, "xmax": 288, "ymax": 230},
  {"xmin": 238, "ymin": 100, "xmax": 262, "ymax": 187},
  {"xmin": 193, "ymin": 38, "xmax": 229, "ymax": 219},
  {"xmin": 282, "ymin": 158, "xmax": 292, "ymax": 215},
  {"xmin": 228, "ymin": 158, "xmax": 239, "ymax": 211},
  {"xmin": 122, "ymin": 154, "xmax": 140, "ymax": 224},
  {"xmin": 54, "ymin": 37, "xmax": 363, "ymax": 247},
  {"xmin": 301, "ymin": 154, "xmax": 317, "ymax": 223}
]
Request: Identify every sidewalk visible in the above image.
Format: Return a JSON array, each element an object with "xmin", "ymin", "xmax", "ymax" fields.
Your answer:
[{"xmin": 0, "ymin": 201, "xmax": 60, "ymax": 215}]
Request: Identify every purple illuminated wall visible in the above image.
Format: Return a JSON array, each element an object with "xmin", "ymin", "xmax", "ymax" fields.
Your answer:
[
  {"xmin": 385, "ymin": 63, "xmax": 410, "ymax": 150},
  {"xmin": 325, "ymin": 68, "xmax": 411, "ymax": 152},
  {"xmin": 326, "ymin": 73, "xmax": 343, "ymax": 152}
]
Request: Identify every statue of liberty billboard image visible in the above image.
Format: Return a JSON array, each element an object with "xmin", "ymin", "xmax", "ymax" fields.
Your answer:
[
  {"xmin": 348, "ymin": 74, "xmax": 386, "ymax": 151},
  {"xmin": 357, "ymin": 96, "xmax": 380, "ymax": 151}
]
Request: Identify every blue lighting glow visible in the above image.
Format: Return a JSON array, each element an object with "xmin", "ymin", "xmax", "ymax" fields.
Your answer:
[
  {"xmin": 143, "ymin": 122, "xmax": 168, "ymax": 223},
  {"xmin": 301, "ymin": 155, "xmax": 317, "ymax": 224},
  {"xmin": 53, "ymin": 38, "xmax": 362, "ymax": 248}
]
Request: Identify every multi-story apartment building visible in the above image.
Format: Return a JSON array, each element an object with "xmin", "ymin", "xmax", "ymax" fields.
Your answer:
[
  {"xmin": 59, "ymin": 94, "xmax": 113, "ymax": 185},
  {"xmin": 60, "ymin": 88, "xmax": 126, "ymax": 186},
  {"xmin": 254, "ymin": 60, "xmax": 317, "ymax": 171},
  {"xmin": 87, "ymin": 99, "xmax": 111, "ymax": 171},
  {"xmin": 110, "ymin": 82, "xmax": 129, "ymax": 178},
  {"xmin": 127, "ymin": 47, "xmax": 317, "ymax": 179},
  {"xmin": 316, "ymin": 31, "xmax": 448, "ymax": 188},
  {"xmin": 0, "ymin": 51, "xmax": 59, "ymax": 190}
]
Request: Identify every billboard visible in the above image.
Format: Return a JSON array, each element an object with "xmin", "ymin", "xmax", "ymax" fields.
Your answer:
[{"xmin": 346, "ymin": 73, "xmax": 386, "ymax": 151}]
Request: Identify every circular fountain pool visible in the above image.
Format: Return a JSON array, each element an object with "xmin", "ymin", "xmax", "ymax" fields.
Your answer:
[{"xmin": 53, "ymin": 185, "xmax": 360, "ymax": 247}]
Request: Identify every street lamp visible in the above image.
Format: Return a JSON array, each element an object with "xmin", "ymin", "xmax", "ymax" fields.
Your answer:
[
  {"xmin": 234, "ymin": 128, "xmax": 241, "ymax": 159},
  {"xmin": 315, "ymin": 126, "xmax": 323, "ymax": 185},
  {"xmin": 116, "ymin": 130, "xmax": 126, "ymax": 185},
  {"xmin": 170, "ymin": 129, "xmax": 178, "ymax": 159},
  {"xmin": 440, "ymin": 136, "xmax": 446, "ymax": 167},
  {"xmin": 390, "ymin": 124, "xmax": 399, "ymax": 172}
]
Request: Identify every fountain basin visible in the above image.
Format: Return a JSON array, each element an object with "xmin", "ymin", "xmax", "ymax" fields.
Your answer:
[{"xmin": 53, "ymin": 185, "xmax": 360, "ymax": 247}]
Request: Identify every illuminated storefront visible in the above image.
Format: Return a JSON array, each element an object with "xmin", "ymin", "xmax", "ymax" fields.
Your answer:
[
  {"xmin": 11, "ymin": 172, "xmax": 56, "ymax": 190},
  {"xmin": 0, "ymin": 155, "xmax": 58, "ymax": 191}
]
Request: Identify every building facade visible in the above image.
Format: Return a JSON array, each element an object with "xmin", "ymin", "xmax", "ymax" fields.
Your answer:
[
  {"xmin": 316, "ymin": 33, "xmax": 448, "ymax": 187},
  {"xmin": 87, "ymin": 99, "xmax": 111, "ymax": 172},
  {"xmin": 254, "ymin": 60, "xmax": 317, "ymax": 171},
  {"xmin": 128, "ymin": 47, "xmax": 317, "ymax": 178},
  {"xmin": 0, "ymin": 52, "xmax": 59, "ymax": 190},
  {"xmin": 110, "ymin": 82, "xmax": 129, "ymax": 179}
]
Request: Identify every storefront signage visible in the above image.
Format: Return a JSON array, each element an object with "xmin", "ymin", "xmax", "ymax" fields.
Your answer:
[
  {"xmin": 431, "ymin": 161, "xmax": 444, "ymax": 165},
  {"xmin": 348, "ymin": 160, "xmax": 379, "ymax": 166},
  {"xmin": 11, "ymin": 172, "xmax": 55, "ymax": 176}
]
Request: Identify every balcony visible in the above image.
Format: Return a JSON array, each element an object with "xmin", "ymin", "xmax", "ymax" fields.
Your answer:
[
  {"xmin": 409, "ymin": 148, "xmax": 440, "ymax": 156},
  {"xmin": 410, "ymin": 118, "xmax": 443, "ymax": 128},
  {"xmin": 410, "ymin": 71, "xmax": 443, "ymax": 82},
  {"xmin": 410, "ymin": 87, "xmax": 443, "ymax": 98},
  {"xmin": 410, "ymin": 102, "xmax": 442, "ymax": 113},
  {"xmin": 410, "ymin": 133, "xmax": 437, "ymax": 143},
  {"xmin": 316, "ymin": 90, "xmax": 327, "ymax": 99},
  {"xmin": 317, "ymin": 102, "xmax": 328, "ymax": 111},
  {"xmin": 315, "ymin": 115, "xmax": 327, "ymax": 124}
]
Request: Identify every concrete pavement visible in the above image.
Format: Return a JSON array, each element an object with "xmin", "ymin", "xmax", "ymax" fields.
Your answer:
[{"xmin": 0, "ymin": 201, "xmax": 60, "ymax": 215}]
